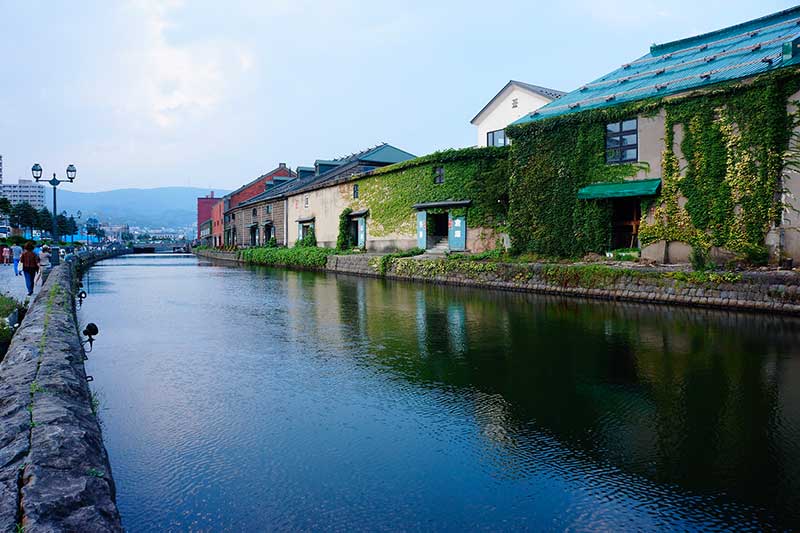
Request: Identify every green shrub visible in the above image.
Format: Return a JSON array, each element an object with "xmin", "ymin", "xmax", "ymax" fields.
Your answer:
[
  {"xmin": 296, "ymin": 228, "xmax": 317, "ymax": 248},
  {"xmin": 689, "ymin": 246, "xmax": 713, "ymax": 271},
  {"xmin": 336, "ymin": 208, "xmax": 353, "ymax": 250},
  {"xmin": 371, "ymin": 248, "xmax": 424, "ymax": 275},
  {"xmin": 239, "ymin": 245, "xmax": 339, "ymax": 268}
]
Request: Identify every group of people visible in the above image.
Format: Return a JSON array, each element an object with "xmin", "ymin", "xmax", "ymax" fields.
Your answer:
[{"xmin": 7, "ymin": 242, "xmax": 52, "ymax": 296}]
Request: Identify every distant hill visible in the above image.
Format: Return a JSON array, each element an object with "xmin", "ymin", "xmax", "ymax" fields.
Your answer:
[{"xmin": 45, "ymin": 187, "xmax": 228, "ymax": 229}]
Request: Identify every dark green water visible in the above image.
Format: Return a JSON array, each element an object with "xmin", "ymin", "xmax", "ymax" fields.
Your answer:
[{"xmin": 79, "ymin": 254, "xmax": 800, "ymax": 531}]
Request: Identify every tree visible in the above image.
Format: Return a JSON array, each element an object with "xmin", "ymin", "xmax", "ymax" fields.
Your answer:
[
  {"xmin": 66, "ymin": 216, "xmax": 79, "ymax": 242},
  {"xmin": 0, "ymin": 198, "xmax": 12, "ymax": 220},
  {"xmin": 37, "ymin": 208, "xmax": 53, "ymax": 236},
  {"xmin": 11, "ymin": 202, "xmax": 38, "ymax": 236},
  {"xmin": 120, "ymin": 231, "xmax": 134, "ymax": 241},
  {"xmin": 56, "ymin": 214, "xmax": 70, "ymax": 241}
]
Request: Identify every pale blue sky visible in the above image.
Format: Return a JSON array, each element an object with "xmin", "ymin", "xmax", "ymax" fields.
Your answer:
[{"xmin": 0, "ymin": 0, "xmax": 796, "ymax": 192}]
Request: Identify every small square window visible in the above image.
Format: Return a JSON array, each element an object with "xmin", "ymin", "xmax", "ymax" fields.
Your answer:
[
  {"xmin": 353, "ymin": 183, "xmax": 359, "ymax": 199},
  {"xmin": 304, "ymin": 195, "xmax": 309, "ymax": 208},
  {"xmin": 434, "ymin": 167, "xmax": 445, "ymax": 184}
]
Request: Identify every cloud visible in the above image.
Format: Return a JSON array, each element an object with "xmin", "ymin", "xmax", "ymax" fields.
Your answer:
[{"xmin": 99, "ymin": 0, "xmax": 254, "ymax": 129}]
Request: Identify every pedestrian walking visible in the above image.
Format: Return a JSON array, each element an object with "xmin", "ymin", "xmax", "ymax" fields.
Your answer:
[
  {"xmin": 20, "ymin": 242, "xmax": 39, "ymax": 296},
  {"xmin": 11, "ymin": 243, "xmax": 22, "ymax": 276},
  {"xmin": 36, "ymin": 245, "xmax": 51, "ymax": 287},
  {"xmin": 2, "ymin": 246, "xmax": 11, "ymax": 266}
]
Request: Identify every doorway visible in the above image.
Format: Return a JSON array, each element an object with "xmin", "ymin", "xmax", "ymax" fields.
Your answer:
[
  {"xmin": 611, "ymin": 198, "xmax": 641, "ymax": 249},
  {"xmin": 427, "ymin": 213, "xmax": 448, "ymax": 247}
]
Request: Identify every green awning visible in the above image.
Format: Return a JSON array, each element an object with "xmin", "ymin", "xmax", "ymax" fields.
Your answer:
[{"xmin": 577, "ymin": 178, "xmax": 661, "ymax": 200}]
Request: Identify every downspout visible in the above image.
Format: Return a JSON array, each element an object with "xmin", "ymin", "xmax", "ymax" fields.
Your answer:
[{"xmin": 284, "ymin": 198, "xmax": 288, "ymax": 246}]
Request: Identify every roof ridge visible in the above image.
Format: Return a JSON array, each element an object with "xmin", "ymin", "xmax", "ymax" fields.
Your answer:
[{"xmin": 651, "ymin": 6, "xmax": 800, "ymax": 55}]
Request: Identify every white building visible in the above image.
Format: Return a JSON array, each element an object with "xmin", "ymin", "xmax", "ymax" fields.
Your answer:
[
  {"xmin": 470, "ymin": 80, "xmax": 564, "ymax": 147},
  {"xmin": 1, "ymin": 179, "xmax": 46, "ymax": 209}
]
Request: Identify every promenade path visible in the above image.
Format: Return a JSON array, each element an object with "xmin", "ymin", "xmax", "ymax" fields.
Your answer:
[{"xmin": 0, "ymin": 261, "xmax": 39, "ymax": 303}]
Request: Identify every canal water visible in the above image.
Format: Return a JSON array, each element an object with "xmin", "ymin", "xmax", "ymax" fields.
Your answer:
[{"xmin": 79, "ymin": 254, "xmax": 800, "ymax": 531}]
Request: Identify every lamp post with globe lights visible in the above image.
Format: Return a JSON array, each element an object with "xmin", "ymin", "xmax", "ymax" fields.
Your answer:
[{"xmin": 31, "ymin": 163, "xmax": 76, "ymax": 265}]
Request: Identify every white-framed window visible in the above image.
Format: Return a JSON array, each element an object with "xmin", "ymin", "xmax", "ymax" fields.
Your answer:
[{"xmin": 304, "ymin": 195, "xmax": 309, "ymax": 208}]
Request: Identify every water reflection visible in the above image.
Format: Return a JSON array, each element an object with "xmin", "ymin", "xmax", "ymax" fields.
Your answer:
[{"xmin": 81, "ymin": 255, "xmax": 800, "ymax": 531}]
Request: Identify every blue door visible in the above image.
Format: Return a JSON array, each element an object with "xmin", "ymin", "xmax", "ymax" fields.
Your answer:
[
  {"xmin": 357, "ymin": 217, "xmax": 366, "ymax": 248},
  {"xmin": 448, "ymin": 212, "xmax": 466, "ymax": 251},
  {"xmin": 416, "ymin": 211, "xmax": 427, "ymax": 249}
]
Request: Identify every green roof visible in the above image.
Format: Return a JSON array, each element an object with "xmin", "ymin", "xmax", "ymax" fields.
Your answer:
[
  {"xmin": 577, "ymin": 179, "xmax": 661, "ymax": 200},
  {"xmin": 513, "ymin": 6, "xmax": 800, "ymax": 124}
]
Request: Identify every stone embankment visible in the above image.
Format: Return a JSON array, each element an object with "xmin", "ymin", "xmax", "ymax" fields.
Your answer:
[
  {"xmin": 195, "ymin": 249, "xmax": 800, "ymax": 315},
  {"xmin": 0, "ymin": 249, "xmax": 126, "ymax": 532}
]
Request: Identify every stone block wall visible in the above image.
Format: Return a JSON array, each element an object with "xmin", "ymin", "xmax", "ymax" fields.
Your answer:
[{"xmin": 0, "ymin": 251, "xmax": 124, "ymax": 532}]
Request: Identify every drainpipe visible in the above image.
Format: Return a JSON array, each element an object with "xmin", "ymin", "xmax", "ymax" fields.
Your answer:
[{"xmin": 283, "ymin": 198, "xmax": 288, "ymax": 246}]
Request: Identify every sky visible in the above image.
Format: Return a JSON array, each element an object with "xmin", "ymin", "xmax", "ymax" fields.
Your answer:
[{"xmin": 0, "ymin": 0, "xmax": 797, "ymax": 192}]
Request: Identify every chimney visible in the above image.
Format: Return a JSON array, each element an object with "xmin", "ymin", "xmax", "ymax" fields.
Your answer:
[
  {"xmin": 210, "ymin": 191, "xmax": 214, "ymax": 198},
  {"xmin": 279, "ymin": 163, "xmax": 286, "ymax": 169}
]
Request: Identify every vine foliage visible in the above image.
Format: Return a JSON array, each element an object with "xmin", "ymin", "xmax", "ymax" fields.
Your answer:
[{"xmin": 507, "ymin": 69, "xmax": 800, "ymax": 260}]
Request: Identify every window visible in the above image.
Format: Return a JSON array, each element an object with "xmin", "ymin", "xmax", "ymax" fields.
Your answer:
[
  {"xmin": 606, "ymin": 118, "xmax": 638, "ymax": 163},
  {"xmin": 487, "ymin": 129, "xmax": 508, "ymax": 147},
  {"xmin": 511, "ymin": 98, "xmax": 518, "ymax": 109},
  {"xmin": 232, "ymin": 213, "xmax": 236, "ymax": 220},
  {"xmin": 353, "ymin": 184, "xmax": 359, "ymax": 199},
  {"xmin": 304, "ymin": 195, "xmax": 310, "ymax": 208},
  {"xmin": 266, "ymin": 204, "xmax": 272, "ymax": 214},
  {"xmin": 434, "ymin": 167, "xmax": 445, "ymax": 184},
  {"xmin": 252, "ymin": 208, "xmax": 257, "ymax": 217}
]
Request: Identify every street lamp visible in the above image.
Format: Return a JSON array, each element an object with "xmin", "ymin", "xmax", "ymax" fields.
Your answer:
[{"xmin": 31, "ymin": 163, "xmax": 77, "ymax": 265}]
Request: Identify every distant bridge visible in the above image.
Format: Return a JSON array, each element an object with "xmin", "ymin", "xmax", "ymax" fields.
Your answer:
[{"xmin": 132, "ymin": 242, "xmax": 189, "ymax": 254}]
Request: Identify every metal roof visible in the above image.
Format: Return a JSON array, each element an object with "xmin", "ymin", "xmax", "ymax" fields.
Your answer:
[
  {"xmin": 513, "ymin": 6, "xmax": 800, "ymax": 125},
  {"xmin": 236, "ymin": 143, "xmax": 416, "ymax": 207},
  {"xmin": 577, "ymin": 178, "xmax": 661, "ymax": 200},
  {"xmin": 471, "ymin": 80, "xmax": 565, "ymax": 124},
  {"xmin": 412, "ymin": 200, "xmax": 473, "ymax": 210}
]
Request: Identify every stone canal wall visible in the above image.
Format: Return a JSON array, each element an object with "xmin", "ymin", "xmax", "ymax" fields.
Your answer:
[
  {"xmin": 194, "ymin": 249, "xmax": 800, "ymax": 315},
  {"xmin": 0, "ymin": 250, "xmax": 125, "ymax": 532}
]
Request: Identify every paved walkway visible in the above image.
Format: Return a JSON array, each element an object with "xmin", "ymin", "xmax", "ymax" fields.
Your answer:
[{"xmin": 0, "ymin": 262, "xmax": 40, "ymax": 302}]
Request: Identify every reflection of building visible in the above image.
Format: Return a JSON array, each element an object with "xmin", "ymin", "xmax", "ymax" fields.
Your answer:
[{"xmin": 1, "ymin": 179, "xmax": 45, "ymax": 209}]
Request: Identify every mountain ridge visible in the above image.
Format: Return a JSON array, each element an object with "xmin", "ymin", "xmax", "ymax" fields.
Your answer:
[{"xmin": 45, "ymin": 186, "xmax": 228, "ymax": 229}]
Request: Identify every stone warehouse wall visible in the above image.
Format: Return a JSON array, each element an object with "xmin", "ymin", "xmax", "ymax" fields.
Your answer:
[
  {"xmin": 326, "ymin": 254, "xmax": 800, "ymax": 315},
  {"xmin": 196, "ymin": 249, "xmax": 800, "ymax": 315},
  {"xmin": 0, "ymin": 251, "xmax": 125, "ymax": 532}
]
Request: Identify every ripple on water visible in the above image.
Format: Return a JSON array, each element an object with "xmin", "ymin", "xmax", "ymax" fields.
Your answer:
[{"xmin": 81, "ymin": 255, "xmax": 800, "ymax": 531}]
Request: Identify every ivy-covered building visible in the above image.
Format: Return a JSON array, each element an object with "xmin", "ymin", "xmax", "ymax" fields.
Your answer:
[
  {"xmin": 507, "ymin": 6, "xmax": 800, "ymax": 264},
  {"xmin": 284, "ymin": 144, "xmax": 417, "ymax": 247},
  {"xmin": 287, "ymin": 146, "xmax": 509, "ymax": 252}
]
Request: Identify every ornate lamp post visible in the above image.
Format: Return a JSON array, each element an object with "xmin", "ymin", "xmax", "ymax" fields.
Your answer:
[{"xmin": 31, "ymin": 163, "xmax": 76, "ymax": 265}]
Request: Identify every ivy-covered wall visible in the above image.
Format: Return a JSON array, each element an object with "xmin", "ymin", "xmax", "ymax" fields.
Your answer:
[
  {"xmin": 348, "ymin": 146, "xmax": 510, "ymax": 247},
  {"xmin": 506, "ymin": 69, "xmax": 800, "ymax": 260}
]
